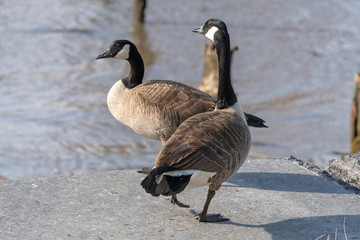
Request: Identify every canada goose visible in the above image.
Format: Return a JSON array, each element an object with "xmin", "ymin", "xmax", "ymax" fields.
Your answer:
[
  {"xmin": 96, "ymin": 40, "xmax": 266, "ymax": 144},
  {"xmin": 141, "ymin": 19, "xmax": 251, "ymax": 222}
]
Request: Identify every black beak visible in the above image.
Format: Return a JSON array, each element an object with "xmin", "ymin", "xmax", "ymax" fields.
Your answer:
[
  {"xmin": 192, "ymin": 26, "xmax": 204, "ymax": 34},
  {"xmin": 96, "ymin": 51, "xmax": 112, "ymax": 60}
]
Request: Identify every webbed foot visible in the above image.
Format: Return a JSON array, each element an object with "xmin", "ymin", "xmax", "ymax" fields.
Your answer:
[
  {"xmin": 170, "ymin": 195, "xmax": 190, "ymax": 208},
  {"xmin": 195, "ymin": 213, "xmax": 229, "ymax": 222}
]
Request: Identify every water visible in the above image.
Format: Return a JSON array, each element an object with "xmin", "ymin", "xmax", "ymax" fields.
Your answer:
[{"xmin": 1, "ymin": 0, "xmax": 360, "ymax": 179}]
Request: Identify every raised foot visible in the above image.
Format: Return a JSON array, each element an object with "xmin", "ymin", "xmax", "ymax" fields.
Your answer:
[
  {"xmin": 169, "ymin": 195, "xmax": 190, "ymax": 208},
  {"xmin": 195, "ymin": 213, "xmax": 229, "ymax": 222}
]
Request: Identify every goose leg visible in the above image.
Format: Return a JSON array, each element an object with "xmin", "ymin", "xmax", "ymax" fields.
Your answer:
[
  {"xmin": 195, "ymin": 188, "xmax": 229, "ymax": 222},
  {"xmin": 170, "ymin": 195, "xmax": 190, "ymax": 208}
]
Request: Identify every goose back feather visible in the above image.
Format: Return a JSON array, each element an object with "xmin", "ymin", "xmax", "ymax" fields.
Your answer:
[{"xmin": 154, "ymin": 104, "xmax": 250, "ymax": 189}]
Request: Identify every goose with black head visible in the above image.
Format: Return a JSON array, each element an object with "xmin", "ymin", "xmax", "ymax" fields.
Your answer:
[
  {"xmin": 141, "ymin": 19, "xmax": 251, "ymax": 222},
  {"xmin": 96, "ymin": 40, "xmax": 266, "ymax": 145}
]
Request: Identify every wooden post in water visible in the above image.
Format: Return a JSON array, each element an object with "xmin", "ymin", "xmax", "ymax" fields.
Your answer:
[
  {"xmin": 199, "ymin": 42, "xmax": 238, "ymax": 97},
  {"xmin": 133, "ymin": 0, "xmax": 146, "ymax": 24},
  {"xmin": 350, "ymin": 73, "xmax": 360, "ymax": 153}
]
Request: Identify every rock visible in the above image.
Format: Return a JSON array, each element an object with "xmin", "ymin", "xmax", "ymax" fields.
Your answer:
[
  {"xmin": 1, "ymin": 157, "xmax": 360, "ymax": 239},
  {"xmin": 325, "ymin": 153, "xmax": 360, "ymax": 189}
]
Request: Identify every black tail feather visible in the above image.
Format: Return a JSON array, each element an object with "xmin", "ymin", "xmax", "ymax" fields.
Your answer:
[
  {"xmin": 141, "ymin": 165, "xmax": 176, "ymax": 196},
  {"xmin": 246, "ymin": 113, "xmax": 268, "ymax": 128},
  {"xmin": 162, "ymin": 175, "xmax": 191, "ymax": 196},
  {"xmin": 141, "ymin": 166, "xmax": 192, "ymax": 197},
  {"xmin": 137, "ymin": 167, "xmax": 152, "ymax": 174},
  {"xmin": 141, "ymin": 175, "xmax": 160, "ymax": 196}
]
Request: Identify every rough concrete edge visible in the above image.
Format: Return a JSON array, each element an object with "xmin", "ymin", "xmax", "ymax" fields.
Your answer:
[{"xmin": 285, "ymin": 156, "xmax": 360, "ymax": 195}]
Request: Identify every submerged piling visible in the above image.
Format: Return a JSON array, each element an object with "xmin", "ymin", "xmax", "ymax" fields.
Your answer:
[
  {"xmin": 199, "ymin": 42, "xmax": 238, "ymax": 97},
  {"xmin": 350, "ymin": 73, "xmax": 360, "ymax": 153},
  {"xmin": 133, "ymin": 0, "xmax": 146, "ymax": 24}
]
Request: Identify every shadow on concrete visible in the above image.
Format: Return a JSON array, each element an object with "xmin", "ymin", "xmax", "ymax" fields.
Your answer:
[
  {"xmin": 223, "ymin": 214, "xmax": 360, "ymax": 240},
  {"xmin": 188, "ymin": 208, "xmax": 359, "ymax": 239},
  {"xmin": 224, "ymin": 172, "xmax": 353, "ymax": 194}
]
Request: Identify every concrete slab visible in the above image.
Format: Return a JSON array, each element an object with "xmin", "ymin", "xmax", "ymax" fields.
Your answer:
[{"xmin": 0, "ymin": 157, "xmax": 359, "ymax": 240}]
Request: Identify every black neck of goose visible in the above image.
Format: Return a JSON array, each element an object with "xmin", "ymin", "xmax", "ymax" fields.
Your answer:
[
  {"xmin": 214, "ymin": 30, "xmax": 237, "ymax": 109},
  {"xmin": 121, "ymin": 48, "xmax": 144, "ymax": 89}
]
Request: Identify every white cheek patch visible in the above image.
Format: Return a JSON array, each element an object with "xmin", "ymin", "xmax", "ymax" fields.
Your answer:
[
  {"xmin": 205, "ymin": 26, "xmax": 219, "ymax": 42},
  {"xmin": 114, "ymin": 44, "xmax": 130, "ymax": 59}
]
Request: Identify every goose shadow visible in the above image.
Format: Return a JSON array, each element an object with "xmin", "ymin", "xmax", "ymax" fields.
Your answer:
[
  {"xmin": 224, "ymin": 172, "xmax": 354, "ymax": 194},
  {"xmin": 222, "ymin": 214, "xmax": 360, "ymax": 239},
  {"xmin": 187, "ymin": 208, "xmax": 359, "ymax": 239}
]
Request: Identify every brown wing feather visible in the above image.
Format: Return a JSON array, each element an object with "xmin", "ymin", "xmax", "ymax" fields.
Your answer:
[
  {"xmin": 139, "ymin": 80, "xmax": 268, "ymax": 129},
  {"xmin": 130, "ymin": 80, "xmax": 216, "ymax": 141},
  {"xmin": 139, "ymin": 80, "xmax": 216, "ymax": 119},
  {"xmin": 155, "ymin": 108, "xmax": 251, "ymax": 174},
  {"xmin": 127, "ymin": 79, "xmax": 264, "ymax": 142}
]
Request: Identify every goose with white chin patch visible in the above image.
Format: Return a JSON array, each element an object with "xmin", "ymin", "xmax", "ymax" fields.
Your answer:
[
  {"xmin": 141, "ymin": 19, "xmax": 251, "ymax": 222},
  {"xmin": 96, "ymin": 40, "xmax": 266, "ymax": 145}
]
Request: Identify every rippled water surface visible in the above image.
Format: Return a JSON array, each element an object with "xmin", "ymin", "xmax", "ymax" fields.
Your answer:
[{"xmin": 1, "ymin": 0, "xmax": 360, "ymax": 179}]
